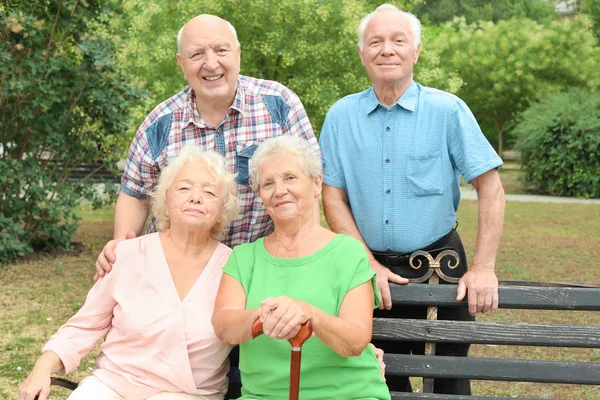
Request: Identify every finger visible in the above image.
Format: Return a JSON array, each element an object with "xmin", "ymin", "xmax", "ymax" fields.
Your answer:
[
  {"xmin": 105, "ymin": 246, "xmax": 117, "ymax": 264},
  {"xmin": 93, "ymin": 271, "xmax": 99, "ymax": 281},
  {"xmin": 38, "ymin": 386, "xmax": 50, "ymax": 400},
  {"xmin": 270, "ymin": 310, "xmax": 294, "ymax": 338},
  {"xmin": 125, "ymin": 231, "xmax": 137, "ymax": 239},
  {"xmin": 491, "ymin": 290, "xmax": 499, "ymax": 312},
  {"xmin": 377, "ymin": 286, "xmax": 385, "ymax": 310},
  {"xmin": 482, "ymin": 291, "xmax": 493, "ymax": 313},
  {"xmin": 456, "ymin": 279, "xmax": 467, "ymax": 301},
  {"xmin": 387, "ymin": 271, "xmax": 409, "ymax": 285},
  {"xmin": 380, "ymin": 282, "xmax": 392, "ymax": 310},
  {"xmin": 468, "ymin": 288, "xmax": 478, "ymax": 316},
  {"xmin": 259, "ymin": 304, "xmax": 272, "ymax": 324},
  {"xmin": 279, "ymin": 320, "xmax": 302, "ymax": 340},
  {"xmin": 94, "ymin": 260, "xmax": 106, "ymax": 278}
]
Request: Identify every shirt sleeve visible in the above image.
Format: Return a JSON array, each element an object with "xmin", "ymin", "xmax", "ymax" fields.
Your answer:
[
  {"xmin": 120, "ymin": 127, "xmax": 160, "ymax": 199},
  {"xmin": 319, "ymin": 107, "xmax": 346, "ymax": 189},
  {"xmin": 283, "ymin": 90, "xmax": 320, "ymax": 154},
  {"xmin": 222, "ymin": 247, "xmax": 244, "ymax": 287},
  {"xmin": 344, "ymin": 238, "xmax": 380, "ymax": 309},
  {"xmin": 447, "ymin": 99, "xmax": 503, "ymax": 183},
  {"xmin": 42, "ymin": 261, "xmax": 119, "ymax": 373}
]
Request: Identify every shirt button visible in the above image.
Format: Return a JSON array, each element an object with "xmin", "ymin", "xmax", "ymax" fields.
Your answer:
[
  {"xmin": 217, "ymin": 127, "xmax": 223, "ymax": 134},
  {"xmin": 386, "ymin": 127, "xmax": 390, "ymax": 132},
  {"xmin": 385, "ymin": 158, "xmax": 390, "ymax": 163},
  {"xmin": 386, "ymin": 189, "xmax": 391, "ymax": 194},
  {"xmin": 385, "ymin": 220, "xmax": 390, "ymax": 225}
]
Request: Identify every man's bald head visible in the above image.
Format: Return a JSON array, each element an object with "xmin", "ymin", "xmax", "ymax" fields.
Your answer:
[{"xmin": 177, "ymin": 14, "xmax": 240, "ymax": 53}]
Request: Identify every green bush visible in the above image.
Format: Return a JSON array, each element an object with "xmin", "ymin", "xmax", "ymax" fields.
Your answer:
[
  {"xmin": 0, "ymin": 1, "xmax": 140, "ymax": 263},
  {"xmin": 514, "ymin": 89, "xmax": 600, "ymax": 198}
]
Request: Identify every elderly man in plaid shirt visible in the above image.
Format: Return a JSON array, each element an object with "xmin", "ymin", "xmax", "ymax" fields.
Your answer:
[{"xmin": 95, "ymin": 14, "xmax": 318, "ymax": 275}]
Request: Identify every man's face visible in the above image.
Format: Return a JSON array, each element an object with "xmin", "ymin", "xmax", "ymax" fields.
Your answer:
[
  {"xmin": 177, "ymin": 16, "xmax": 241, "ymax": 106},
  {"xmin": 359, "ymin": 11, "xmax": 420, "ymax": 87}
]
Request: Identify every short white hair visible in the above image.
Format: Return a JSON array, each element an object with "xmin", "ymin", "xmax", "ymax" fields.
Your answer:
[
  {"xmin": 151, "ymin": 146, "xmax": 239, "ymax": 240},
  {"xmin": 250, "ymin": 136, "xmax": 322, "ymax": 192},
  {"xmin": 176, "ymin": 17, "xmax": 240, "ymax": 53},
  {"xmin": 357, "ymin": 4, "xmax": 422, "ymax": 51}
]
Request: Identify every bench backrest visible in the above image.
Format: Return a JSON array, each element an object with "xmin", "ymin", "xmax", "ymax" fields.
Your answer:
[{"xmin": 374, "ymin": 283, "xmax": 600, "ymax": 400}]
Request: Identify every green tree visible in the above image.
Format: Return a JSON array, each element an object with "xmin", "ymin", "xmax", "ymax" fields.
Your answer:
[
  {"xmin": 430, "ymin": 16, "xmax": 600, "ymax": 155},
  {"xmin": 0, "ymin": 1, "xmax": 140, "ymax": 261},
  {"xmin": 514, "ymin": 88, "xmax": 600, "ymax": 198},
  {"xmin": 112, "ymin": 0, "xmax": 459, "ymax": 137},
  {"xmin": 581, "ymin": 0, "xmax": 600, "ymax": 39},
  {"xmin": 412, "ymin": 0, "xmax": 556, "ymax": 24}
]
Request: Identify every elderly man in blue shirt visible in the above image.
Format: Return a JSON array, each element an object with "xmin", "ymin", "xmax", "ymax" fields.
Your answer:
[{"xmin": 318, "ymin": 3, "xmax": 505, "ymax": 395}]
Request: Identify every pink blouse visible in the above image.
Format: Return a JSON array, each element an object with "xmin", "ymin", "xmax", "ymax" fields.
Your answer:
[{"xmin": 43, "ymin": 233, "xmax": 233, "ymax": 400}]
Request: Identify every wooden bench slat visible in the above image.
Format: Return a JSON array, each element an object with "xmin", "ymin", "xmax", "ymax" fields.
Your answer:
[
  {"xmin": 390, "ymin": 392, "xmax": 539, "ymax": 400},
  {"xmin": 385, "ymin": 354, "xmax": 600, "ymax": 385},
  {"xmin": 373, "ymin": 318, "xmax": 600, "ymax": 348},
  {"xmin": 390, "ymin": 284, "xmax": 600, "ymax": 310}
]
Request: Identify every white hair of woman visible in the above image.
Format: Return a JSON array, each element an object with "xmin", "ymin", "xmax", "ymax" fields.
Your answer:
[
  {"xmin": 250, "ymin": 135, "xmax": 322, "ymax": 192},
  {"xmin": 151, "ymin": 146, "xmax": 239, "ymax": 239},
  {"xmin": 356, "ymin": 3, "xmax": 422, "ymax": 50}
]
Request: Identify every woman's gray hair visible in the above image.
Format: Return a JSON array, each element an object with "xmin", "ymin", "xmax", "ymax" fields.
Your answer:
[
  {"xmin": 151, "ymin": 146, "xmax": 239, "ymax": 240},
  {"xmin": 250, "ymin": 136, "xmax": 322, "ymax": 192},
  {"xmin": 357, "ymin": 4, "xmax": 421, "ymax": 50}
]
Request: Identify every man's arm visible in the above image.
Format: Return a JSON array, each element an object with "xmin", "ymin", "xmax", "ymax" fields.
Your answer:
[
  {"xmin": 94, "ymin": 192, "xmax": 149, "ymax": 279},
  {"xmin": 456, "ymin": 168, "xmax": 505, "ymax": 315},
  {"xmin": 322, "ymin": 184, "xmax": 408, "ymax": 310}
]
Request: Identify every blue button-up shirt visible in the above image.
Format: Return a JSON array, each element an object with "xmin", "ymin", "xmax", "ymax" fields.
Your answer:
[{"xmin": 319, "ymin": 81, "xmax": 502, "ymax": 253}]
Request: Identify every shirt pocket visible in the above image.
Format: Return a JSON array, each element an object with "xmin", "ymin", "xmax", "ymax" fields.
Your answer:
[
  {"xmin": 235, "ymin": 143, "xmax": 259, "ymax": 186},
  {"xmin": 406, "ymin": 152, "xmax": 445, "ymax": 196}
]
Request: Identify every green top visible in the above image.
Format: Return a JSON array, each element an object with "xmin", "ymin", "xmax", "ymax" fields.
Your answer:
[{"xmin": 223, "ymin": 234, "xmax": 390, "ymax": 400}]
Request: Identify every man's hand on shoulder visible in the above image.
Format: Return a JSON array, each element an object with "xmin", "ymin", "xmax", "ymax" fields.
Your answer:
[
  {"xmin": 456, "ymin": 266, "xmax": 499, "ymax": 316},
  {"xmin": 370, "ymin": 259, "xmax": 409, "ymax": 310},
  {"xmin": 94, "ymin": 231, "xmax": 137, "ymax": 281}
]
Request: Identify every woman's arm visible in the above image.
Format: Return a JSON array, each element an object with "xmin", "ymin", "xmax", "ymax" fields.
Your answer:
[
  {"xmin": 212, "ymin": 274, "xmax": 260, "ymax": 345},
  {"xmin": 261, "ymin": 281, "xmax": 374, "ymax": 357},
  {"xmin": 18, "ymin": 351, "xmax": 63, "ymax": 400}
]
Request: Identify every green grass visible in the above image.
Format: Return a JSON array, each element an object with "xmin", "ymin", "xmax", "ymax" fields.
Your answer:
[{"xmin": 1, "ymin": 169, "xmax": 599, "ymax": 398}]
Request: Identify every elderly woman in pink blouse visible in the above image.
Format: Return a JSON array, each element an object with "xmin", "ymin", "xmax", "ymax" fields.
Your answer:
[{"xmin": 19, "ymin": 147, "xmax": 239, "ymax": 400}]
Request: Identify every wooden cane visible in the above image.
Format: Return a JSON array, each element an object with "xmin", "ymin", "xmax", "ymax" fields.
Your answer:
[{"xmin": 252, "ymin": 318, "xmax": 313, "ymax": 400}]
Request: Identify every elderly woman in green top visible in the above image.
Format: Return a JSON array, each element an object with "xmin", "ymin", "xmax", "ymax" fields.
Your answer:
[{"xmin": 212, "ymin": 135, "xmax": 390, "ymax": 400}]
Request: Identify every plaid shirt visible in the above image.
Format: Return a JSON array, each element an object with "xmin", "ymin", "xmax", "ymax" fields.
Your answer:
[{"xmin": 121, "ymin": 75, "xmax": 318, "ymax": 247}]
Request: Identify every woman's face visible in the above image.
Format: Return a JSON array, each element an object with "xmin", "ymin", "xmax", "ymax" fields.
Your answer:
[
  {"xmin": 165, "ymin": 161, "xmax": 224, "ymax": 232},
  {"xmin": 258, "ymin": 152, "xmax": 321, "ymax": 224}
]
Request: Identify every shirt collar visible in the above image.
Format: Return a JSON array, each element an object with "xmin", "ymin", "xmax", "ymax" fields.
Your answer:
[
  {"xmin": 361, "ymin": 80, "xmax": 419, "ymax": 114},
  {"xmin": 182, "ymin": 77, "xmax": 247, "ymax": 129}
]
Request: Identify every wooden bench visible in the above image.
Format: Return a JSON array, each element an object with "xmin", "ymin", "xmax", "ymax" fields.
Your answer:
[
  {"xmin": 43, "ymin": 281, "xmax": 600, "ymax": 399},
  {"xmin": 375, "ymin": 282, "xmax": 600, "ymax": 399}
]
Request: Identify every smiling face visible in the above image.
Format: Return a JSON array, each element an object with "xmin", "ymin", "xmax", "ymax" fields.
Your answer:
[
  {"xmin": 257, "ymin": 152, "xmax": 321, "ymax": 225},
  {"xmin": 359, "ymin": 10, "xmax": 420, "ymax": 89},
  {"xmin": 176, "ymin": 15, "xmax": 241, "ymax": 107},
  {"xmin": 165, "ymin": 161, "xmax": 224, "ymax": 232}
]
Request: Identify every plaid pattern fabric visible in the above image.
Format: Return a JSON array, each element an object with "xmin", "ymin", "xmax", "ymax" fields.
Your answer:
[{"xmin": 121, "ymin": 75, "xmax": 318, "ymax": 247}]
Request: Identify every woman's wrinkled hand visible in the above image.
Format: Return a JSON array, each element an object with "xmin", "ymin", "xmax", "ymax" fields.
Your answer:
[
  {"xmin": 18, "ymin": 368, "xmax": 51, "ymax": 400},
  {"xmin": 369, "ymin": 343, "xmax": 386, "ymax": 381},
  {"xmin": 259, "ymin": 296, "xmax": 312, "ymax": 340}
]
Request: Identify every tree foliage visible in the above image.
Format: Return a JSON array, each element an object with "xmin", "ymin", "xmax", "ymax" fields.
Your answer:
[
  {"xmin": 0, "ymin": 1, "xmax": 140, "ymax": 262},
  {"xmin": 581, "ymin": 0, "xmax": 600, "ymax": 40},
  {"xmin": 411, "ymin": 0, "xmax": 556, "ymax": 24},
  {"xmin": 430, "ymin": 16, "xmax": 600, "ymax": 155},
  {"xmin": 514, "ymin": 89, "xmax": 600, "ymax": 198},
  {"xmin": 111, "ymin": 0, "xmax": 459, "ymax": 137}
]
